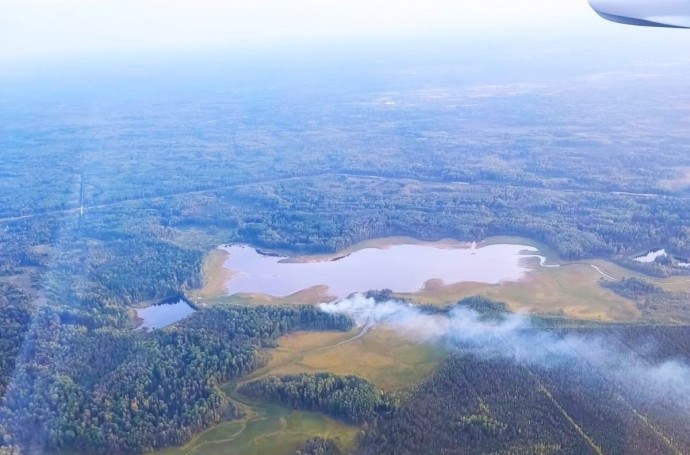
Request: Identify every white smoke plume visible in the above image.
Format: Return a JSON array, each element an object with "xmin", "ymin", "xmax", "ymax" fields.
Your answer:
[
  {"xmin": 319, "ymin": 294, "xmax": 690, "ymax": 409},
  {"xmin": 320, "ymin": 293, "xmax": 527, "ymax": 343}
]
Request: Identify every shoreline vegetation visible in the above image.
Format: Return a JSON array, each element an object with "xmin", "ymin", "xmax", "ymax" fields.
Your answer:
[{"xmin": 188, "ymin": 248, "xmax": 235, "ymax": 303}]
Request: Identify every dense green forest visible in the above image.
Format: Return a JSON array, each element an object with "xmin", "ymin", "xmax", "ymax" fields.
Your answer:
[
  {"xmin": 298, "ymin": 437, "xmax": 345, "ymax": 455},
  {"xmin": 2, "ymin": 58, "xmax": 690, "ymax": 265},
  {"xmin": 0, "ymin": 302, "xmax": 351, "ymax": 453},
  {"xmin": 236, "ymin": 325, "xmax": 690, "ymax": 454},
  {"xmin": 354, "ymin": 326, "xmax": 690, "ymax": 455},
  {"xmin": 601, "ymin": 277, "xmax": 690, "ymax": 324},
  {"xmin": 239, "ymin": 373, "xmax": 396, "ymax": 424}
]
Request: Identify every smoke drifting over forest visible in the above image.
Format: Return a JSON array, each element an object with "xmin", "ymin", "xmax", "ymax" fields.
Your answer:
[{"xmin": 320, "ymin": 294, "xmax": 690, "ymax": 409}]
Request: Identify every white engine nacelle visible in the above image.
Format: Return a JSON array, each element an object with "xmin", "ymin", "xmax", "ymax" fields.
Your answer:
[{"xmin": 589, "ymin": 0, "xmax": 690, "ymax": 28}]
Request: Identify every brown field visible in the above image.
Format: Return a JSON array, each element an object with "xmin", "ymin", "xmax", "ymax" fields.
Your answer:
[
  {"xmin": 189, "ymin": 248, "xmax": 234, "ymax": 302},
  {"xmin": 400, "ymin": 261, "xmax": 640, "ymax": 322},
  {"xmin": 157, "ymin": 401, "xmax": 358, "ymax": 455},
  {"xmin": 659, "ymin": 167, "xmax": 690, "ymax": 191},
  {"xmin": 262, "ymin": 326, "xmax": 446, "ymax": 392},
  {"xmin": 659, "ymin": 276, "xmax": 690, "ymax": 293}
]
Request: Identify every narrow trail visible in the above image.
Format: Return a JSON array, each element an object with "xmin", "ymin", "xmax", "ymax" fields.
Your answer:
[
  {"xmin": 589, "ymin": 264, "xmax": 617, "ymax": 280},
  {"xmin": 333, "ymin": 318, "xmax": 375, "ymax": 347},
  {"xmin": 502, "ymin": 336, "xmax": 604, "ymax": 454},
  {"xmin": 236, "ymin": 319, "xmax": 375, "ymax": 387},
  {"xmin": 553, "ymin": 333, "xmax": 684, "ymax": 455},
  {"xmin": 506, "ymin": 334, "xmax": 681, "ymax": 455},
  {"xmin": 523, "ymin": 254, "xmax": 619, "ymax": 281},
  {"xmin": 528, "ymin": 369, "xmax": 606, "ymax": 455},
  {"xmin": 0, "ymin": 174, "xmax": 318, "ymax": 223},
  {"xmin": 2, "ymin": 171, "xmax": 683, "ymax": 224},
  {"xmin": 212, "ymin": 319, "xmax": 376, "ymax": 446}
]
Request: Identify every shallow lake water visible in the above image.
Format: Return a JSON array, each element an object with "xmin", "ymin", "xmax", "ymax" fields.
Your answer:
[
  {"xmin": 222, "ymin": 242, "xmax": 549, "ymax": 299},
  {"xmin": 635, "ymin": 249, "xmax": 667, "ymax": 263},
  {"xmin": 136, "ymin": 299, "xmax": 196, "ymax": 330}
]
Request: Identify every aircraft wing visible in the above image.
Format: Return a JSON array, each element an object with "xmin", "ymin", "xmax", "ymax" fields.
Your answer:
[{"xmin": 589, "ymin": 0, "xmax": 690, "ymax": 28}]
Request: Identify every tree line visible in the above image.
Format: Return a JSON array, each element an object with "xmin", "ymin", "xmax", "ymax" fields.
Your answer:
[
  {"xmin": 0, "ymin": 305, "xmax": 352, "ymax": 454},
  {"xmin": 239, "ymin": 373, "xmax": 396, "ymax": 425}
]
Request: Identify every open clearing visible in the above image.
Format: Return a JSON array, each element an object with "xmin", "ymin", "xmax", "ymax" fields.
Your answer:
[
  {"xmin": 157, "ymin": 402, "xmax": 358, "ymax": 455},
  {"xmin": 402, "ymin": 261, "xmax": 640, "ymax": 322},
  {"xmin": 263, "ymin": 325, "xmax": 446, "ymax": 392},
  {"xmin": 660, "ymin": 167, "xmax": 690, "ymax": 192},
  {"xmin": 156, "ymin": 324, "xmax": 445, "ymax": 455},
  {"xmin": 197, "ymin": 286, "xmax": 336, "ymax": 307}
]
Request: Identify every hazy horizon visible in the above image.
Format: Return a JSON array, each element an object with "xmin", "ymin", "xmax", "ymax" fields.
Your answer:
[
  {"xmin": 2, "ymin": 0, "xmax": 689, "ymax": 73},
  {"xmin": 0, "ymin": 0, "xmax": 599, "ymax": 58}
]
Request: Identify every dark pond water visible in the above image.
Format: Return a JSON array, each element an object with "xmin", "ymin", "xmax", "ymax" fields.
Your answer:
[{"xmin": 136, "ymin": 299, "xmax": 196, "ymax": 330}]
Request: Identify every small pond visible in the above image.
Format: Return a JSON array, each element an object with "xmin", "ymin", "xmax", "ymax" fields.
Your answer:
[
  {"xmin": 136, "ymin": 299, "xmax": 196, "ymax": 330},
  {"xmin": 634, "ymin": 249, "xmax": 667, "ymax": 263}
]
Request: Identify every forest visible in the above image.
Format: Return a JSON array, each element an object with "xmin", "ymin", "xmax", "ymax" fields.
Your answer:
[
  {"xmin": 601, "ymin": 277, "xmax": 690, "ymax": 324},
  {"xmin": 353, "ymin": 325, "xmax": 690, "ymax": 455},
  {"xmin": 0, "ymin": 303, "xmax": 352, "ymax": 454},
  {"xmin": 239, "ymin": 373, "xmax": 396, "ymax": 424},
  {"xmin": 298, "ymin": 437, "xmax": 345, "ymax": 455},
  {"xmin": 227, "ymin": 323, "xmax": 690, "ymax": 455}
]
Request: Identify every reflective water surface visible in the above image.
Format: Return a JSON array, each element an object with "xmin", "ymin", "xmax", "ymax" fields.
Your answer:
[
  {"xmin": 136, "ymin": 299, "xmax": 196, "ymax": 330},
  {"xmin": 223, "ymin": 242, "xmax": 546, "ymax": 299},
  {"xmin": 635, "ymin": 249, "xmax": 667, "ymax": 263}
]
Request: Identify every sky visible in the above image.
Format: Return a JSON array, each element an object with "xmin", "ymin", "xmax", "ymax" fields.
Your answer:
[
  {"xmin": 1, "ymin": 0, "xmax": 689, "ymax": 92},
  {"xmin": 0, "ymin": 0, "xmax": 635, "ymax": 60}
]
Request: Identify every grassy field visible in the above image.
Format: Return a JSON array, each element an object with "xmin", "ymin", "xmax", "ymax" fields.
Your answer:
[
  {"xmin": 401, "ymin": 261, "xmax": 640, "ymax": 321},
  {"xmin": 576, "ymin": 258, "xmax": 690, "ymax": 294},
  {"xmin": 659, "ymin": 276, "xmax": 690, "ymax": 293},
  {"xmin": 156, "ymin": 322, "xmax": 445, "ymax": 455},
  {"xmin": 156, "ymin": 324, "xmax": 438, "ymax": 455},
  {"xmin": 196, "ymin": 285, "xmax": 336, "ymax": 307},
  {"xmin": 157, "ymin": 401, "xmax": 358, "ymax": 455},
  {"xmin": 262, "ymin": 326, "xmax": 446, "ymax": 392}
]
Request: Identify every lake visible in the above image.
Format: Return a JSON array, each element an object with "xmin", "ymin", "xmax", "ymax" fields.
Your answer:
[
  {"xmin": 136, "ymin": 299, "xmax": 196, "ymax": 330},
  {"xmin": 222, "ymin": 241, "xmax": 550, "ymax": 299}
]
